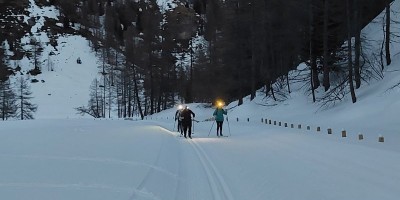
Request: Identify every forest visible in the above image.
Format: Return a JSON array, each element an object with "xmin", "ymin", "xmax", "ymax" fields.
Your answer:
[{"xmin": 0, "ymin": 0, "xmax": 394, "ymax": 119}]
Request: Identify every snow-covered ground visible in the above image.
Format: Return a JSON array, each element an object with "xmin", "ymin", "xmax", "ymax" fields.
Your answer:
[
  {"xmin": 0, "ymin": 115, "xmax": 399, "ymax": 200},
  {"xmin": 1, "ymin": 0, "xmax": 400, "ymax": 199}
]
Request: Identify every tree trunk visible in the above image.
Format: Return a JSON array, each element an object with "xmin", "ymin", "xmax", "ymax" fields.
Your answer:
[
  {"xmin": 385, "ymin": 0, "xmax": 391, "ymax": 66},
  {"xmin": 265, "ymin": 79, "xmax": 271, "ymax": 97},
  {"xmin": 157, "ymin": 95, "xmax": 162, "ymax": 113},
  {"xmin": 128, "ymin": 81, "xmax": 132, "ymax": 117},
  {"xmin": 2, "ymin": 89, "xmax": 5, "ymax": 120},
  {"xmin": 286, "ymin": 73, "xmax": 291, "ymax": 93},
  {"xmin": 20, "ymin": 79, "xmax": 24, "ymax": 120},
  {"xmin": 149, "ymin": 58, "xmax": 154, "ymax": 115},
  {"xmin": 131, "ymin": 65, "xmax": 144, "ymax": 120},
  {"xmin": 270, "ymin": 80, "xmax": 276, "ymax": 101},
  {"xmin": 108, "ymin": 77, "xmax": 111, "ymax": 118},
  {"xmin": 117, "ymin": 82, "xmax": 121, "ymax": 118},
  {"xmin": 354, "ymin": 0, "xmax": 361, "ymax": 89},
  {"xmin": 122, "ymin": 73, "xmax": 127, "ymax": 118},
  {"xmin": 347, "ymin": 0, "xmax": 356, "ymax": 103},
  {"xmin": 250, "ymin": 0, "xmax": 256, "ymax": 100},
  {"xmin": 323, "ymin": 0, "xmax": 330, "ymax": 91},
  {"xmin": 309, "ymin": 1, "xmax": 316, "ymax": 102},
  {"xmin": 311, "ymin": 56, "xmax": 317, "ymax": 103},
  {"xmin": 237, "ymin": 59, "xmax": 244, "ymax": 106},
  {"xmin": 187, "ymin": 39, "xmax": 194, "ymax": 103},
  {"xmin": 311, "ymin": 43, "xmax": 319, "ymax": 88}
]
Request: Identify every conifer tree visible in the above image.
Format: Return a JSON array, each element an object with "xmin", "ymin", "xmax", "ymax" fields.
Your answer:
[
  {"xmin": 15, "ymin": 76, "xmax": 37, "ymax": 120},
  {"xmin": 0, "ymin": 80, "xmax": 17, "ymax": 120}
]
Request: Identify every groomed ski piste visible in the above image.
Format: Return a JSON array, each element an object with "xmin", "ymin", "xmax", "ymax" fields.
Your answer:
[
  {"xmin": 1, "ymin": 101, "xmax": 400, "ymax": 200},
  {"xmin": 1, "ymin": 0, "xmax": 400, "ymax": 199}
]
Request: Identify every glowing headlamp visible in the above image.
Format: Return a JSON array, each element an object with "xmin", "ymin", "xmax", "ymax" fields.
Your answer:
[
  {"xmin": 178, "ymin": 105, "xmax": 183, "ymax": 110},
  {"xmin": 216, "ymin": 100, "xmax": 225, "ymax": 107}
]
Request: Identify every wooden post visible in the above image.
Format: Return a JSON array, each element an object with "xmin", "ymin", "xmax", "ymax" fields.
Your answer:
[
  {"xmin": 307, "ymin": 126, "xmax": 310, "ymax": 130},
  {"xmin": 274, "ymin": 121, "xmax": 276, "ymax": 125},
  {"xmin": 298, "ymin": 124, "xmax": 301, "ymax": 129},
  {"xmin": 261, "ymin": 118, "xmax": 264, "ymax": 123},
  {"xmin": 327, "ymin": 128, "xmax": 332, "ymax": 134},
  {"xmin": 317, "ymin": 127, "xmax": 321, "ymax": 132},
  {"xmin": 379, "ymin": 135, "xmax": 384, "ymax": 143},
  {"xmin": 247, "ymin": 118, "xmax": 249, "ymax": 122},
  {"xmin": 269, "ymin": 120, "xmax": 272, "ymax": 124},
  {"xmin": 341, "ymin": 130, "xmax": 347, "ymax": 137},
  {"xmin": 291, "ymin": 124, "xmax": 294, "ymax": 128},
  {"xmin": 358, "ymin": 133, "xmax": 364, "ymax": 140},
  {"xmin": 279, "ymin": 122, "xmax": 281, "ymax": 126},
  {"xmin": 237, "ymin": 118, "xmax": 239, "ymax": 122},
  {"xmin": 285, "ymin": 123, "xmax": 288, "ymax": 127},
  {"xmin": 265, "ymin": 119, "xmax": 268, "ymax": 124}
]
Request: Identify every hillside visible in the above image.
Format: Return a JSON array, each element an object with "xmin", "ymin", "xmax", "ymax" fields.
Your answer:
[
  {"xmin": 151, "ymin": 0, "xmax": 400, "ymax": 151},
  {"xmin": 0, "ymin": 0, "xmax": 398, "ymax": 122}
]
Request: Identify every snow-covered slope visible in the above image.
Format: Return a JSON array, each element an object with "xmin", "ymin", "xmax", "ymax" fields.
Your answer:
[
  {"xmin": 27, "ymin": 35, "xmax": 99, "ymax": 119},
  {"xmin": 7, "ymin": 0, "xmax": 99, "ymax": 119},
  {"xmin": 6, "ymin": 0, "xmax": 184, "ymax": 119},
  {"xmin": 5, "ymin": 0, "xmax": 400, "ymax": 126}
]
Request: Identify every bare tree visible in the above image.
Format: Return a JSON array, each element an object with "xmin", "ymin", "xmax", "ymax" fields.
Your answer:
[
  {"xmin": 27, "ymin": 37, "xmax": 43, "ymax": 75},
  {"xmin": 0, "ymin": 80, "xmax": 17, "ymax": 120},
  {"xmin": 309, "ymin": 0, "xmax": 317, "ymax": 102},
  {"xmin": 353, "ymin": 0, "xmax": 361, "ymax": 89},
  {"xmin": 76, "ymin": 78, "xmax": 103, "ymax": 118},
  {"xmin": 385, "ymin": 0, "xmax": 391, "ymax": 66},
  {"xmin": 322, "ymin": 0, "xmax": 330, "ymax": 91},
  {"xmin": 346, "ymin": 0, "xmax": 356, "ymax": 103},
  {"xmin": 15, "ymin": 76, "xmax": 37, "ymax": 120}
]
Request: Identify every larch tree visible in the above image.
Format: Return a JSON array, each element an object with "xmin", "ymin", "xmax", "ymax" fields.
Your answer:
[
  {"xmin": 322, "ymin": 0, "xmax": 330, "ymax": 91},
  {"xmin": 0, "ymin": 80, "xmax": 17, "ymax": 120},
  {"xmin": 353, "ymin": 0, "xmax": 361, "ymax": 89},
  {"xmin": 15, "ymin": 76, "xmax": 37, "ymax": 120},
  {"xmin": 346, "ymin": 0, "xmax": 356, "ymax": 103},
  {"xmin": 27, "ymin": 37, "xmax": 43, "ymax": 75},
  {"xmin": 385, "ymin": 0, "xmax": 391, "ymax": 66}
]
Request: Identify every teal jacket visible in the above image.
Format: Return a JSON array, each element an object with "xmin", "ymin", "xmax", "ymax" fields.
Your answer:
[{"xmin": 213, "ymin": 108, "xmax": 227, "ymax": 122}]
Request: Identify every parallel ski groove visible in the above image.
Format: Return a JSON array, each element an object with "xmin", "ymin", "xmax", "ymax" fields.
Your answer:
[
  {"xmin": 189, "ymin": 140, "xmax": 222, "ymax": 200},
  {"xmin": 189, "ymin": 140, "xmax": 234, "ymax": 200},
  {"xmin": 128, "ymin": 137, "xmax": 166, "ymax": 200}
]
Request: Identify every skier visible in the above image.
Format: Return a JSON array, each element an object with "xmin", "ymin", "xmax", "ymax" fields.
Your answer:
[
  {"xmin": 213, "ymin": 102, "xmax": 227, "ymax": 137},
  {"xmin": 180, "ymin": 106, "xmax": 195, "ymax": 139},
  {"xmin": 175, "ymin": 105, "xmax": 183, "ymax": 135}
]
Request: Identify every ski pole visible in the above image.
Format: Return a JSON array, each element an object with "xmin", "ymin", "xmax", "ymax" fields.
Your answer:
[
  {"xmin": 173, "ymin": 119, "xmax": 176, "ymax": 132},
  {"xmin": 192, "ymin": 119, "xmax": 195, "ymax": 134},
  {"xmin": 226, "ymin": 116, "xmax": 231, "ymax": 136},
  {"xmin": 208, "ymin": 121, "xmax": 215, "ymax": 137}
]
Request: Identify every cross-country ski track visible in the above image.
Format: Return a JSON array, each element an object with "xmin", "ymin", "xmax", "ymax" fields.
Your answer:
[{"xmin": 0, "ymin": 119, "xmax": 399, "ymax": 200}]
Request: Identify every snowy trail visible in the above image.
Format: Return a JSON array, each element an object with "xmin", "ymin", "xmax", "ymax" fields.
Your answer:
[
  {"xmin": 1, "ymin": 119, "xmax": 400, "ymax": 200},
  {"xmin": 171, "ymin": 132, "xmax": 232, "ymax": 200},
  {"xmin": 189, "ymin": 139, "xmax": 234, "ymax": 200}
]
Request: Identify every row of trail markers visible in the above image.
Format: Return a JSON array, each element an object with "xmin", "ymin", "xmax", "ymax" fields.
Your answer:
[
  {"xmin": 146, "ymin": 116, "xmax": 386, "ymax": 143},
  {"xmin": 260, "ymin": 117, "xmax": 385, "ymax": 143}
]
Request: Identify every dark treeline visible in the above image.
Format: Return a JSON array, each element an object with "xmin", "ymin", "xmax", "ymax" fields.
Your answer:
[
  {"xmin": 0, "ymin": 0, "xmax": 393, "ymax": 119},
  {"xmin": 45, "ymin": 0, "xmax": 395, "ymax": 117}
]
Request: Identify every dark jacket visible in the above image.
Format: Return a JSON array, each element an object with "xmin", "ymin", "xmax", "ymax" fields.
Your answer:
[{"xmin": 180, "ymin": 108, "xmax": 195, "ymax": 123}]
